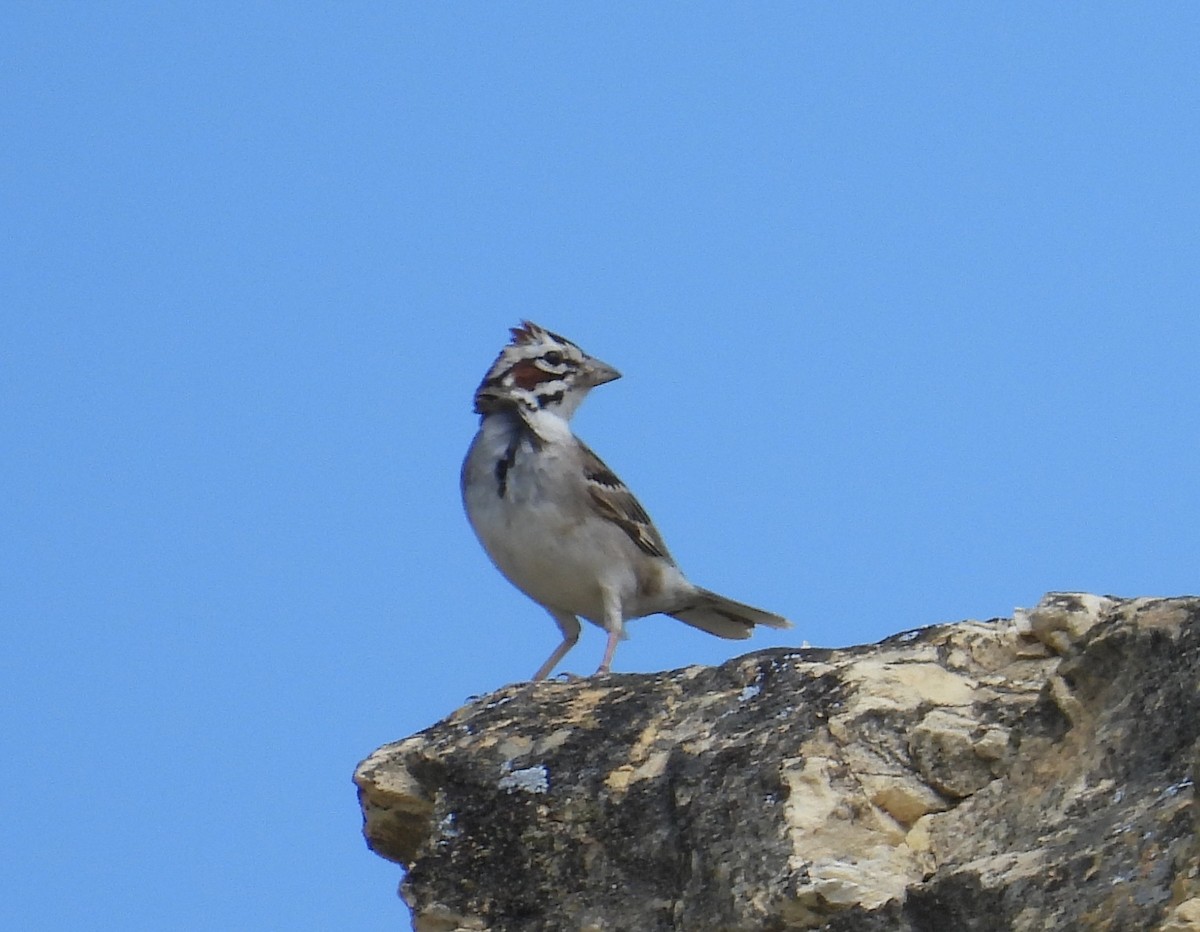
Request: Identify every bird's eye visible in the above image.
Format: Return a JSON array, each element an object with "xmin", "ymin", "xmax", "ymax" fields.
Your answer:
[{"xmin": 543, "ymin": 351, "xmax": 565, "ymax": 366}]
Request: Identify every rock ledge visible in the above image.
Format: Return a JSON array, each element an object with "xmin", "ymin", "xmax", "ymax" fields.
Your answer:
[{"xmin": 355, "ymin": 595, "xmax": 1200, "ymax": 931}]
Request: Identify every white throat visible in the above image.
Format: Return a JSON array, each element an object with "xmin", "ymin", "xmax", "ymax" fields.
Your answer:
[{"xmin": 517, "ymin": 405, "xmax": 576, "ymax": 444}]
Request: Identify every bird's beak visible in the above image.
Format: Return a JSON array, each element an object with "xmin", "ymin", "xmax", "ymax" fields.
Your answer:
[{"xmin": 586, "ymin": 358, "xmax": 622, "ymax": 386}]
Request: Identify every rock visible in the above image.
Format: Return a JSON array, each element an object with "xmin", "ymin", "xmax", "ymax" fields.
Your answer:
[{"xmin": 354, "ymin": 595, "xmax": 1200, "ymax": 930}]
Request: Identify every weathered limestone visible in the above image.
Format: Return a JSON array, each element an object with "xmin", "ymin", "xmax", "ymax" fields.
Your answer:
[{"xmin": 355, "ymin": 594, "xmax": 1200, "ymax": 931}]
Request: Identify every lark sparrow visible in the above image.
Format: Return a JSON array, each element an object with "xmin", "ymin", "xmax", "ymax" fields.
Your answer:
[{"xmin": 461, "ymin": 321, "xmax": 791, "ymax": 680}]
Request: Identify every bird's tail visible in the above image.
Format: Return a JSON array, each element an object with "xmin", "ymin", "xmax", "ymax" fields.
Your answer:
[{"xmin": 668, "ymin": 588, "xmax": 792, "ymax": 640}]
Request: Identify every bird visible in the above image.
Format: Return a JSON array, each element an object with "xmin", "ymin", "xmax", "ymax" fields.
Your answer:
[{"xmin": 460, "ymin": 321, "xmax": 791, "ymax": 680}]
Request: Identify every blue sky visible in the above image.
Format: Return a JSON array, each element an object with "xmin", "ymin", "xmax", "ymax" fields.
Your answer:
[{"xmin": 4, "ymin": 4, "xmax": 1198, "ymax": 929}]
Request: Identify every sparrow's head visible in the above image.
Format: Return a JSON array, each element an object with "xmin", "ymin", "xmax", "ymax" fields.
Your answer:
[{"xmin": 473, "ymin": 321, "xmax": 621, "ymax": 420}]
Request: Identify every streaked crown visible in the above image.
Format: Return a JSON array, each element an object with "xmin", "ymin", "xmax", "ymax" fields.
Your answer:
[{"xmin": 473, "ymin": 321, "xmax": 621, "ymax": 420}]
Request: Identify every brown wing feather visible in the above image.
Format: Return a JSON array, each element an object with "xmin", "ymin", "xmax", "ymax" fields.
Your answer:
[{"xmin": 578, "ymin": 441, "xmax": 673, "ymax": 561}]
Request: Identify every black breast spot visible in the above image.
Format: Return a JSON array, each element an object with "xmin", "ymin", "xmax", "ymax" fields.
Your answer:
[{"xmin": 495, "ymin": 440, "xmax": 519, "ymax": 498}]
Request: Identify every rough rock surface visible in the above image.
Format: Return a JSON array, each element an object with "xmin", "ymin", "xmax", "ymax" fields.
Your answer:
[{"xmin": 355, "ymin": 595, "xmax": 1200, "ymax": 931}]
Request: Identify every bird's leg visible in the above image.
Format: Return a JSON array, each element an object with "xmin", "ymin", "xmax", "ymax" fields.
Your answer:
[
  {"xmin": 532, "ymin": 609, "xmax": 581, "ymax": 681},
  {"xmin": 594, "ymin": 587, "xmax": 625, "ymax": 675},
  {"xmin": 596, "ymin": 629, "xmax": 621, "ymax": 675}
]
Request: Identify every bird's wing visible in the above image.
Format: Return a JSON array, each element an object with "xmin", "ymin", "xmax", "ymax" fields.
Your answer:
[{"xmin": 578, "ymin": 440, "xmax": 673, "ymax": 561}]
